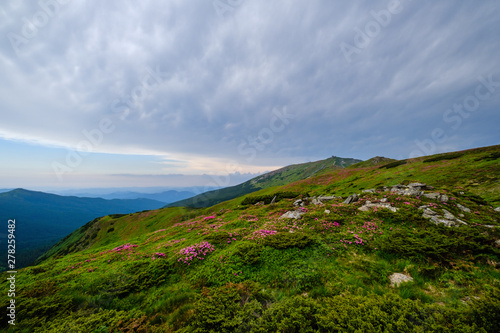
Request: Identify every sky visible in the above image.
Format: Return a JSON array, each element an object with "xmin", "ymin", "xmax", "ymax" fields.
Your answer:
[{"xmin": 0, "ymin": 0, "xmax": 499, "ymax": 190}]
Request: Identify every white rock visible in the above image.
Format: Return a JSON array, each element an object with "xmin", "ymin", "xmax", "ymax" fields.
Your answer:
[{"xmin": 389, "ymin": 273, "xmax": 413, "ymax": 287}]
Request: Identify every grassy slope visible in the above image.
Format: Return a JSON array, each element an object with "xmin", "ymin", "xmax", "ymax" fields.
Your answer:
[
  {"xmin": 166, "ymin": 156, "xmax": 362, "ymax": 208},
  {"xmin": 1, "ymin": 146, "xmax": 500, "ymax": 332}
]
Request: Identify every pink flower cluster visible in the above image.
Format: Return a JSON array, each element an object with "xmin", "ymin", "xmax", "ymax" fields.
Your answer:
[
  {"xmin": 152, "ymin": 252, "xmax": 167, "ymax": 260},
  {"xmin": 248, "ymin": 229, "xmax": 277, "ymax": 240},
  {"xmin": 203, "ymin": 215, "xmax": 216, "ymax": 220},
  {"xmin": 157, "ymin": 238, "xmax": 186, "ymax": 249},
  {"xmin": 178, "ymin": 242, "xmax": 215, "ymax": 265},
  {"xmin": 112, "ymin": 243, "xmax": 138, "ymax": 252}
]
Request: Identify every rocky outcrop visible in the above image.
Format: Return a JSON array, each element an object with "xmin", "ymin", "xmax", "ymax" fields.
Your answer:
[
  {"xmin": 423, "ymin": 193, "xmax": 449, "ymax": 203},
  {"xmin": 420, "ymin": 206, "xmax": 467, "ymax": 227},
  {"xmin": 343, "ymin": 194, "xmax": 359, "ymax": 204},
  {"xmin": 280, "ymin": 210, "xmax": 305, "ymax": 219},
  {"xmin": 389, "ymin": 273, "xmax": 413, "ymax": 287},
  {"xmin": 495, "ymin": 207, "xmax": 500, "ymax": 212},
  {"xmin": 456, "ymin": 203, "xmax": 471, "ymax": 213},
  {"xmin": 387, "ymin": 183, "xmax": 429, "ymax": 197},
  {"xmin": 358, "ymin": 203, "xmax": 399, "ymax": 213}
]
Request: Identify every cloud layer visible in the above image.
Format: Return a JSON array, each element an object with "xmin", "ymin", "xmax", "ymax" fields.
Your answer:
[{"xmin": 1, "ymin": 0, "xmax": 499, "ymax": 187}]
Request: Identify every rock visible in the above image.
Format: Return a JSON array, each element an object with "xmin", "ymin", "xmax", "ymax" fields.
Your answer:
[
  {"xmin": 362, "ymin": 189, "xmax": 375, "ymax": 193},
  {"xmin": 418, "ymin": 205, "xmax": 429, "ymax": 210},
  {"xmin": 318, "ymin": 196, "xmax": 337, "ymax": 201},
  {"xmin": 311, "ymin": 198, "xmax": 322, "ymax": 205},
  {"xmin": 495, "ymin": 207, "xmax": 500, "ymax": 212},
  {"xmin": 439, "ymin": 194, "xmax": 449, "ymax": 203},
  {"xmin": 381, "ymin": 198, "xmax": 388, "ymax": 203},
  {"xmin": 408, "ymin": 182, "xmax": 427, "ymax": 189},
  {"xmin": 423, "ymin": 193, "xmax": 440, "ymax": 200},
  {"xmin": 324, "ymin": 209, "xmax": 331, "ymax": 214},
  {"xmin": 459, "ymin": 213, "xmax": 465, "ymax": 218},
  {"xmin": 343, "ymin": 194, "xmax": 358, "ymax": 204},
  {"xmin": 495, "ymin": 239, "xmax": 500, "ymax": 248},
  {"xmin": 293, "ymin": 199, "xmax": 303, "ymax": 206},
  {"xmin": 270, "ymin": 196, "xmax": 277, "ymax": 204},
  {"xmin": 280, "ymin": 210, "xmax": 304, "ymax": 219},
  {"xmin": 423, "ymin": 208, "xmax": 437, "ymax": 216},
  {"xmin": 442, "ymin": 209, "xmax": 456, "ymax": 220},
  {"xmin": 358, "ymin": 203, "xmax": 399, "ymax": 213},
  {"xmin": 456, "ymin": 203, "xmax": 471, "ymax": 213},
  {"xmin": 390, "ymin": 184, "xmax": 423, "ymax": 196},
  {"xmin": 389, "ymin": 273, "xmax": 413, "ymax": 287}
]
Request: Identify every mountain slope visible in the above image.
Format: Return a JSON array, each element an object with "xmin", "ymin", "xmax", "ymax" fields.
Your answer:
[
  {"xmin": 166, "ymin": 155, "xmax": 362, "ymax": 208},
  {"xmin": 2, "ymin": 145, "xmax": 500, "ymax": 332},
  {"xmin": 0, "ymin": 189, "xmax": 166, "ymax": 269}
]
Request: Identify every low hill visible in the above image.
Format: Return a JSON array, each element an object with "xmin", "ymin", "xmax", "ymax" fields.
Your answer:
[
  {"xmin": 0, "ymin": 189, "xmax": 166, "ymax": 269},
  {"xmin": 166, "ymin": 155, "xmax": 362, "ymax": 208},
  {"xmin": 2, "ymin": 145, "xmax": 499, "ymax": 332}
]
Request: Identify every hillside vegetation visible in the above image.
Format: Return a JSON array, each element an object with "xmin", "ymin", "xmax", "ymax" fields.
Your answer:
[
  {"xmin": 1, "ymin": 145, "xmax": 500, "ymax": 332},
  {"xmin": 0, "ymin": 189, "xmax": 166, "ymax": 270},
  {"xmin": 166, "ymin": 156, "xmax": 361, "ymax": 208}
]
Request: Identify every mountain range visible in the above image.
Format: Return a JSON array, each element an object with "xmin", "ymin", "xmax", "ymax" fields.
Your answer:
[{"xmin": 166, "ymin": 155, "xmax": 363, "ymax": 208}]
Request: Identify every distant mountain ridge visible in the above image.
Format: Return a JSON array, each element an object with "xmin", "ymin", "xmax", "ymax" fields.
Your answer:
[
  {"xmin": 98, "ymin": 190, "xmax": 195, "ymax": 203},
  {"xmin": 0, "ymin": 188, "xmax": 166, "ymax": 269},
  {"xmin": 166, "ymin": 156, "xmax": 362, "ymax": 208}
]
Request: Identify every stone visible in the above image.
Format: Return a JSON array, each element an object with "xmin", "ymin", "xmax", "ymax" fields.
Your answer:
[
  {"xmin": 439, "ymin": 194, "xmax": 449, "ymax": 203},
  {"xmin": 408, "ymin": 182, "xmax": 427, "ymax": 189},
  {"xmin": 423, "ymin": 208, "xmax": 437, "ymax": 216},
  {"xmin": 381, "ymin": 198, "xmax": 388, "ymax": 203},
  {"xmin": 343, "ymin": 194, "xmax": 358, "ymax": 204},
  {"xmin": 270, "ymin": 196, "xmax": 277, "ymax": 204},
  {"xmin": 389, "ymin": 273, "xmax": 413, "ymax": 287},
  {"xmin": 442, "ymin": 209, "xmax": 456, "ymax": 220},
  {"xmin": 324, "ymin": 209, "xmax": 331, "ymax": 214},
  {"xmin": 280, "ymin": 210, "xmax": 304, "ymax": 219},
  {"xmin": 311, "ymin": 198, "xmax": 322, "ymax": 205},
  {"xmin": 456, "ymin": 203, "xmax": 471, "ymax": 213},
  {"xmin": 318, "ymin": 196, "xmax": 337, "ymax": 201},
  {"xmin": 293, "ymin": 199, "xmax": 303, "ymax": 206},
  {"xmin": 358, "ymin": 203, "xmax": 399, "ymax": 213},
  {"xmin": 495, "ymin": 240, "xmax": 500, "ymax": 248},
  {"xmin": 362, "ymin": 189, "xmax": 375, "ymax": 193},
  {"xmin": 423, "ymin": 193, "xmax": 440, "ymax": 200},
  {"xmin": 495, "ymin": 207, "xmax": 500, "ymax": 212}
]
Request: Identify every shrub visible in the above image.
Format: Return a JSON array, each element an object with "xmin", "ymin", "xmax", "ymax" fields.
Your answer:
[
  {"xmin": 423, "ymin": 152, "xmax": 465, "ymax": 163},
  {"xmin": 379, "ymin": 160, "xmax": 407, "ymax": 169},
  {"xmin": 262, "ymin": 233, "xmax": 312, "ymax": 249},
  {"xmin": 234, "ymin": 242, "xmax": 262, "ymax": 265},
  {"xmin": 377, "ymin": 225, "xmax": 500, "ymax": 265},
  {"xmin": 241, "ymin": 191, "xmax": 300, "ymax": 205}
]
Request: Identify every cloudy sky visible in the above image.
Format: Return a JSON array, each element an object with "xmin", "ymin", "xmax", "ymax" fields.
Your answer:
[{"xmin": 1, "ymin": 0, "xmax": 499, "ymax": 190}]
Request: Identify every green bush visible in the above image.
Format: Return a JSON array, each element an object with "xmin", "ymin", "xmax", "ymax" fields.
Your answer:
[
  {"xmin": 423, "ymin": 152, "xmax": 465, "ymax": 163},
  {"xmin": 241, "ymin": 191, "xmax": 299, "ymax": 205},
  {"xmin": 379, "ymin": 160, "xmax": 407, "ymax": 169},
  {"xmin": 262, "ymin": 233, "xmax": 312, "ymax": 249},
  {"xmin": 377, "ymin": 225, "xmax": 500, "ymax": 265},
  {"xmin": 234, "ymin": 242, "xmax": 262, "ymax": 265}
]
